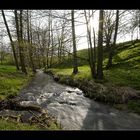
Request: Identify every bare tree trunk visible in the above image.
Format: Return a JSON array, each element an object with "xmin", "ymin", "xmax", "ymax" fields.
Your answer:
[
  {"xmin": 57, "ymin": 36, "xmax": 61, "ymax": 63},
  {"xmin": 42, "ymin": 41, "xmax": 47, "ymax": 69},
  {"xmin": 84, "ymin": 10, "xmax": 96, "ymax": 78},
  {"xmin": 46, "ymin": 11, "xmax": 51, "ymax": 69},
  {"xmin": 106, "ymin": 10, "xmax": 119, "ymax": 69},
  {"xmin": 93, "ymin": 27, "xmax": 96, "ymax": 67},
  {"xmin": 19, "ymin": 10, "xmax": 27, "ymax": 74},
  {"xmin": 36, "ymin": 28, "xmax": 42, "ymax": 68},
  {"xmin": 29, "ymin": 12, "xmax": 33, "ymax": 44},
  {"xmin": 14, "ymin": 10, "xmax": 27, "ymax": 74},
  {"xmin": 1, "ymin": 10, "xmax": 19, "ymax": 70},
  {"xmin": 61, "ymin": 26, "xmax": 65, "ymax": 61},
  {"xmin": 46, "ymin": 36, "xmax": 50, "ymax": 69},
  {"xmin": 71, "ymin": 10, "xmax": 78, "ymax": 74},
  {"xmin": 27, "ymin": 10, "xmax": 36, "ymax": 73},
  {"xmin": 50, "ymin": 23, "xmax": 54, "ymax": 68},
  {"xmin": 97, "ymin": 10, "xmax": 104, "ymax": 80}
]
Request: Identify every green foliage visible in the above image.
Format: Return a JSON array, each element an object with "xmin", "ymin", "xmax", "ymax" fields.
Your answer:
[
  {"xmin": 0, "ymin": 53, "xmax": 15, "ymax": 66},
  {"xmin": 52, "ymin": 58, "xmax": 73, "ymax": 69}
]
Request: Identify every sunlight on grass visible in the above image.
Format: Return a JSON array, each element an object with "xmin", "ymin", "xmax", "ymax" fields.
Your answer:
[
  {"xmin": 51, "ymin": 65, "xmax": 91, "ymax": 80},
  {"xmin": 51, "ymin": 43, "xmax": 140, "ymax": 90},
  {"xmin": 116, "ymin": 43, "xmax": 140, "ymax": 62},
  {"xmin": 50, "ymin": 56, "xmax": 140, "ymax": 90},
  {"xmin": 0, "ymin": 65, "xmax": 32, "ymax": 100},
  {"xmin": 0, "ymin": 65, "xmax": 17, "ymax": 73},
  {"xmin": 104, "ymin": 68, "xmax": 140, "ymax": 89}
]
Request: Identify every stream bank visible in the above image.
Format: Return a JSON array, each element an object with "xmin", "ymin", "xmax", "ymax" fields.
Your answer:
[
  {"xmin": 1, "ymin": 70, "xmax": 140, "ymax": 130},
  {"xmin": 45, "ymin": 69, "xmax": 140, "ymax": 114}
]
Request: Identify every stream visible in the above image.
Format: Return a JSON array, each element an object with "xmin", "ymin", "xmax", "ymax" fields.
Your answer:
[{"xmin": 16, "ymin": 70, "xmax": 140, "ymax": 130}]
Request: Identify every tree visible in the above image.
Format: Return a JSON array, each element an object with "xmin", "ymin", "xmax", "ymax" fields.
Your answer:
[
  {"xmin": 71, "ymin": 10, "xmax": 78, "ymax": 74},
  {"xmin": 130, "ymin": 10, "xmax": 140, "ymax": 39},
  {"xmin": 1, "ymin": 10, "xmax": 19, "ymax": 70},
  {"xmin": 14, "ymin": 10, "xmax": 27, "ymax": 74},
  {"xmin": 97, "ymin": 10, "xmax": 104, "ymax": 80},
  {"xmin": 49, "ymin": 11, "xmax": 54, "ymax": 68},
  {"xmin": 46, "ymin": 10, "xmax": 51, "ymax": 69},
  {"xmin": 26, "ymin": 10, "xmax": 36, "ymax": 73},
  {"xmin": 84, "ymin": 10, "xmax": 96, "ymax": 78},
  {"xmin": 106, "ymin": 10, "xmax": 119, "ymax": 68},
  {"xmin": 93, "ymin": 27, "xmax": 97, "ymax": 72},
  {"xmin": 57, "ymin": 16, "xmax": 67, "ymax": 63},
  {"xmin": 103, "ymin": 10, "xmax": 115, "ymax": 51},
  {"xmin": 0, "ymin": 35, "xmax": 6, "ymax": 65}
]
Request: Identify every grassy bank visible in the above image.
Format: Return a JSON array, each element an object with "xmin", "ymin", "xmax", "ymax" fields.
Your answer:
[
  {"xmin": 45, "ymin": 41, "xmax": 140, "ymax": 114},
  {"xmin": 0, "ymin": 118, "xmax": 61, "ymax": 130},
  {"xmin": 45, "ymin": 68, "xmax": 140, "ymax": 114},
  {"xmin": 0, "ymin": 65, "xmax": 33, "ymax": 100},
  {"xmin": 0, "ymin": 119, "xmax": 40, "ymax": 130}
]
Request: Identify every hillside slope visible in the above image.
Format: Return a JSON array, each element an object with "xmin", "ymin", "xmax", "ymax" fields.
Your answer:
[
  {"xmin": 46, "ymin": 40, "xmax": 140, "ymax": 114},
  {"xmin": 51, "ymin": 40, "xmax": 140, "ymax": 90}
]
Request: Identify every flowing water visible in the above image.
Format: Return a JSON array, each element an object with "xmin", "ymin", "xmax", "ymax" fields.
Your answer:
[{"xmin": 17, "ymin": 70, "xmax": 140, "ymax": 130}]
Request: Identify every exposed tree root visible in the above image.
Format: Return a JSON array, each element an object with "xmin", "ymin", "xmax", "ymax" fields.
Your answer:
[
  {"xmin": 0, "ymin": 98, "xmax": 59, "ymax": 129},
  {"xmin": 0, "ymin": 98, "xmax": 43, "ymax": 112}
]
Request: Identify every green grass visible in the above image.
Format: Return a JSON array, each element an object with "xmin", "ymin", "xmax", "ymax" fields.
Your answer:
[
  {"xmin": 0, "ymin": 65, "xmax": 32, "ymax": 100},
  {"xmin": 0, "ymin": 119, "xmax": 41, "ymax": 130},
  {"xmin": 0, "ymin": 65, "xmax": 17, "ymax": 73},
  {"xmin": 0, "ymin": 118, "xmax": 61, "ymax": 130},
  {"xmin": 104, "ymin": 41, "xmax": 140, "ymax": 89},
  {"xmin": 49, "ymin": 41, "xmax": 140, "ymax": 90},
  {"xmin": 104, "ymin": 68, "xmax": 140, "ymax": 89},
  {"xmin": 49, "ymin": 65, "xmax": 92, "ymax": 80}
]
